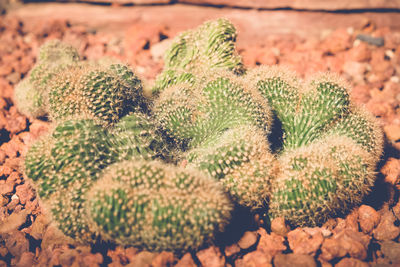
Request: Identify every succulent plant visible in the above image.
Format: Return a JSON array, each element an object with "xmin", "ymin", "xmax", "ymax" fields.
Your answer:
[
  {"xmin": 20, "ymin": 19, "xmax": 385, "ymax": 249},
  {"xmin": 247, "ymin": 66, "xmax": 383, "ymax": 226},
  {"xmin": 154, "ymin": 70, "xmax": 271, "ymax": 149},
  {"xmin": 152, "ymin": 18, "xmax": 244, "ymax": 94},
  {"xmin": 269, "ymin": 136, "xmax": 375, "ymax": 226},
  {"xmin": 14, "ymin": 40, "xmax": 80, "ymax": 118},
  {"xmin": 186, "ymin": 125, "xmax": 276, "ymax": 208},
  {"xmin": 85, "ymin": 160, "xmax": 233, "ymax": 251},
  {"xmin": 37, "ymin": 39, "xmax": 80, "ymax": 65},
  {"xmin": 110, "ymin": 112, "xmax": 167, "ymax": 162},
  {"xmin": 48, "ymin": 63, "xmax": 145, "ymax": 126},
  {"xmin": 24, "ymin": 118, "xmax": 116, "ymax": 200}
]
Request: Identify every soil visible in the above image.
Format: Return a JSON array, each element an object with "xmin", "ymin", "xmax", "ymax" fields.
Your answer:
[{"xmin": 0, "ymin": 3, "xmax": 400, "ymax": 267}]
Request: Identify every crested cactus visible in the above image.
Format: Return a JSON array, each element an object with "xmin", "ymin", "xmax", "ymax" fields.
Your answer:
[
  {"xmin": 85, "ymin": 160, "xmax": 232, "ymax": 251},
  {"xmin": 154, "ymin": 70, "xmax": 271, "ymax": 148},
  {"xmin": 187, "ymin": 126, "xmax": 275, "ymax": 208},
  {"xmin": 24, "ymin": 118, "xmax": 117, "ymax": 200},
  {"xmin": 37, "ymin": 39, "xmax": 80, "ymax": 64},
  {"xmin": 48, "ymin": 63, "xmax": 145, "ymax": 126},
  {"xmin": 152, "ymin": 18, "xmax": 244, "ymax": 94},
  {"xmin": 269, "ymin": 136, "xmax": 375, "ymax": 226},
  {"xmin": 14, "ymin": 40, "xmax": 80, "ymax": 118},
  {"xmin": 248, "ymin": 66, "xmax": 383, "ymax": 226},
  {"xmin": 19, "ymin": 19, "xmax": 386, "ymax": 250},
  {"xmin": 110, "ymin": 112, "xmax": 167, "ymax": 162}
]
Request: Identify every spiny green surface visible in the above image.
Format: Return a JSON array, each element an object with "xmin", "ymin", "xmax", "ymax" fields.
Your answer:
[
  {"xmin": 48, "ymin": 63, "xmax": 145, "ymax": 126},
  {"xmin": 154, "ymin": 72, "xmax": 270, "ymax": 150},
  {"xmin": 110, "ymin": 112, "xmax": 167, "ymax": 162},
  {"xmin": 153, "ymin": 18, "xmax": 244, "ymax": 94},
  {"xmin": 14, "ymin": 40, "xmax": 80, "ymax": 118},
  {"xmin": 38, "ymin": 39, "xmax": 80, "ymax": 64},
  {"xmin": 25, "ymin": 118, "xmax": 116, "ymax": 200},
  {"xmin": 256, "ymin": 71, "xmax": 350, "ymax": 149},
  {"xmin": 269, "ymin": 136, "xmax": 374, "ymax": 226},
  {"xmin": 85, "ymin": 160, "xmax": 232, "ymax": 251},
  {"xmin": 187, "ymin": 126, "xmax": 275, "ymax": 208}
]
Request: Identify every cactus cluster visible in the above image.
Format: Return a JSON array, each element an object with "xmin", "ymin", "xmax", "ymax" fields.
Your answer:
[
  {"xmin": 15, "ymin": 40, "xmax": 146, "ymax": 126},
  {"xmin": 20, "ymin": 18, "xmax": 384, "ymax": 253}
]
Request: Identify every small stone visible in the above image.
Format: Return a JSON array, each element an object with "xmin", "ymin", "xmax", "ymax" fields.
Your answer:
[
  {"xmin": 129, "ymin": 251, "xmax": 155, "ymax": 267},
  {"xmin": 373, "ymin": 210, "xmax": 400, "ymax": 241},
  {"xmin": 287, "ymin": 228, "xmax": 324, "ymax": 256},
  {"xmin": 273, "ymin": 253, "xmax": 317, "ymax": 267},
  {"xmin": 30, "ymin": 213, "xmax": 50, "ymax": 240},
  {"xmin": 237, "ymin": 250, "xmax": 272, "ymax": 267},
  {"xmin": 381, "ymin": 158, "xmax": 400, "ymax": 186},
  {"xmin": 28, "ymin": 120, "xmax": 50, "ymax": 141},
  {"xmin": 335, "ymin": 257, "xmax": 369, "ymax": 267},
  {"xmin": 358, "ymin": 205, "xmax": 381, "ymax": 234},
  {"xmin": 150, "ymin": 39, "xmax": 173, "ymax": 61},
  {"xmin": 41, "ymin": 225, "xmax": 72, "ymax": 250},
  {"xmin": 320, "ymin": 229, "xmax": 370, "ymax": 261},
  {"xmin": 82, "ymin": 253, "xmax": 103, "ymax": 267},
  {"xmin": 175, "ymin": 253, "xmax": 196, "ymax": 267},
  {"xmin": 0, "ymin": 246, "xmax": 8, "ymax": 258},
  {"xmin": 348, "ymin": 42, "xmax": 371, "ymax": 62},
  {"xmin": 151, "ymin": 251, "xmax": 174, "ymax": 267},
  {"xmin": 0, "ymin": 180, "xmax": 14, "ymax": 196},
  {"xmin": 224, "ymin": 243, "xmax": 240, "ymax": 257},
  {"xmin": 271, "ymin": 217, "xmax": 290, "ymax": 236},
  {"xmin": 0, "ymin": 195, "xmax": 8, "ymax": 207},
  {"xmin": 380, "ymin": 240, "xmax": 400, "ymax": 264},
  {"xmin": 322, "ymin": 28, "xmax": 352, "ymax": 54},
  {"xmin": 257, "ymin": 228, "xmax": 286, "ymax": 257},
  {"xmin": 0, "ymin": 210, "xmax": 27, "ymax": 234},
  {"xmin": 237, "ymin": 231, "xmax": 258, "ymax": 250},
  {"xmin": 0, "ymin": 150, "xmax": 5, "ymax": 165},
  {"xmin": 384, "ymin": 124, "xmax": 400, "ymax": 142},
  {"xmin": 197, "ymin": 246, "xmax": 225, "ymax": 267},
  {"xmin": 342, "ymin": 61, "xmax": 367, "ymax": 80},
  {"xmin": 15, "ymin": 183, "xmax": 35, "ymax": 205},
  {"xmin": 3, "ymin": 230, "xmax": 29, "ymax": 260},
  {"xmin": 15, "ymin": 252, "xmax": 35, "ymax": 267}
]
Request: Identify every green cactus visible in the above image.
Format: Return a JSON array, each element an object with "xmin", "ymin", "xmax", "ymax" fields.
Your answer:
[
  {"xmin": 110, "ymin": 112, "xmax": 167, "ymax": 162},
  {"xmin": 247, "ymin": 66, "xmax": 383, "ymax": 226},
  {"xmin": 48, "ymin": 63, "xmax": 145, "ymax": 126},
  {"xmin": 269, "ymin": 136, "xmax": 375, "ymax": 226},
  {"xmin": 85, "ymin": 160, "xmax": 233, "ymax": 251},
  {"xmin": 250, "ymin": 67, "xmax": 350, "ymax": 149},
  {"xmin": 14, "ymin": 41, "xmax": 80, "ymax": 118},
  {"xmin": 154, "ymin": 71, "xmax": 271, "ymax": 149},
  {"xmin": 24, "ymin": 118, "xmax": 116, "ymax": 199},
  {"xmin": 186, "ymin": 126, "xmax": 275, "ymax": 208},
  {"xmin": 37, "ymin": 39, "xmax": 80, "ymax": 65},
  {"xmin": 153, "ymin": 18, "xmax": 244, "ymax": 94}
]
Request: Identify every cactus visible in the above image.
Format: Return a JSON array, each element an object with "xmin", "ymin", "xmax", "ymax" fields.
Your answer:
[
  {"xmin": 186, "ymin": 126, "xmax": 275, "ymax": 208},
  {"xmin": 248, "ymin": 66, "xmax": 383, "ymax": 226},
  {"xmin": 84, "ymin": 160, "xmax": 232, "ymax": 251},
  {"xmin": 154, "ymin": 70, "xmax": 271, "ymax": 149},
  {"xmin": 269, "ymin": 136, "xmax": 375, "ymax": 226},
  {"xmin": 19, "ymin": 19, "xmax": 386, "ymax": 248},
  {"xmin": 110, "ymin": 112, "xmax": 167, "ymax": 162},
  {"xmin": 37, "ymin": 39, "xmax": 80, "ymax": 65},
  {"xmin": 24, "ymin": 118, "xmax": 117, "ymax": 199},
  {"xmin": 48, "ymin": 63, "xmax": 146, "ymax": 126},
  {"xmin": 14, "ymin": 41, "xmax": 80, "ymax": 118},
  {"xmin": 153, "ymin": 18, "xmax": 244, "ymax": 94}
]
